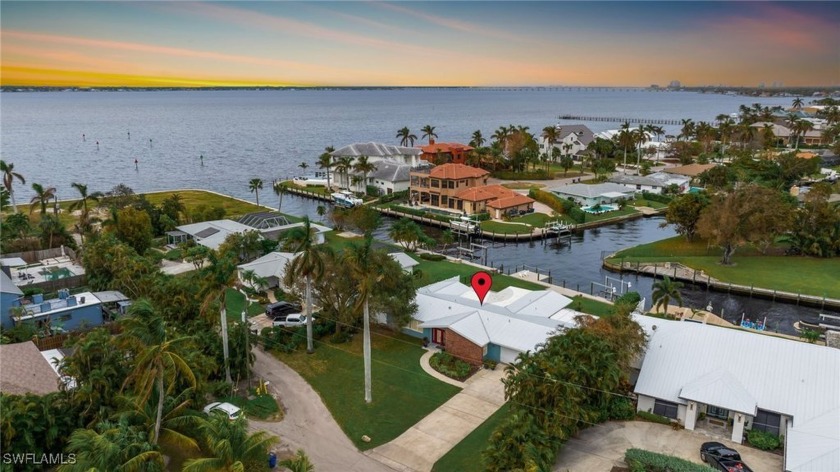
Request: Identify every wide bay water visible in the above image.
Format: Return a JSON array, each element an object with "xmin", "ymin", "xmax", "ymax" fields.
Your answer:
[{"xmin": 3, "ymin": 89, "xmax": 821, "ymax": 334}]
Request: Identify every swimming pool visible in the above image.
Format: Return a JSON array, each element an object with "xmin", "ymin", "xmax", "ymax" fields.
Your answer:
[
  {"xmin": 39, "ymin": 267, "xmax": 75, "ymax": 281},
  {"xmin": 581, "ymin": 204, "xmax": 619, "ymax": 214}
]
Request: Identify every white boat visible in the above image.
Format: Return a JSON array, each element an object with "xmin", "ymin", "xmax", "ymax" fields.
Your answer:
[
  {"xmin": 293, "ymin": 175, "xmax": 329, "ymax": 187},
  {"xmin": 449, "ymin": 215, "xmax": 480, "ymax": 234},
  {"xmin": 331, "ymin": 190, "xmax": 363, "ymax": 208}
]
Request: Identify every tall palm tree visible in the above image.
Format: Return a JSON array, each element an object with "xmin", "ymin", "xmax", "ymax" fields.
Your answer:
[
  {"xmin": 1, "ymin": 160, "xmax": 25, "ymax": 214},
  {"xmin": 68, "ymin": 182, "xmax": 103, "ymax": 241},
  {"xmin": 542, "ymin": 125, "xmax": 558, "ymax": 162},
  {"xmin": 679, "ymin": 118, "xmax": 696, "ymax": 142},
  {"xmin": 792, "ymin": 97, "xmax": 804, "ymax": 110},
  {"xmin": 470, "ymin": 130, "xmax": 485, "ymax": 148},
  {"xmin": 119, "ymin": 300, "xmax": 196, "ymax": 445},
  {"xmin": 345, "ymin": 235, "xmax": 381, "ymax": 403},
  {"xmin": 248, "ymin": 178, "xmax": 263, "ymax": 206},
  {"xmin": 421, "ymin": 124, "xmax": 437, "ymax": 144},
  {"xmin": 336, "ymin": 156, "xmax": 354, "ymax": 189},
  {"xmin": 317, "ymin": 146, "xmax": 335, "ymax": 190},
  {"xmin": 793, "ymin": 120, "xmax": 814, "ymax": 149},
  {"xmin": 284, "ymin": 217, "xmax": 325, "ymax": 354},
  {"xmin": 634, "ymin": 124, "xmax": 647, "ymax": 169},
  {"xmin": 29, "ymin": 183, "xmax": 56, "ymax": 215},
  {"xmin": 59, "ymin": 418, "xmax": 164, "ymax": 472},
  {"xmin": 616, "ymin": 122, "xmax": 633, "ymax": 174},
  {"xmin": 273, "ymin": 181, "xmax": 287, "ymax": 212},
  {"xmin": 352, "ymin": 155, "xmax": 376, "ymax": 194},
  {"xmin": 117, "ymin": 390, "xmax": 202, "ymax": 455},
  {"xmin": 183, "ymin": 414, "xmax": 277, "ymax": 472},
  {"xmin": 299, "ymin": 161, "xmax": 309, "ymax": 172},
  {"xmin": 717, "ymin": 118, "xmax": 734, "ymax": 161},
  {"xmin": 651, "ymin": 276, "xmax": 684, "ymax": 317},
  {"xmin": 396, "ymin": 127, "xmax": 417, "ymax": 147}
]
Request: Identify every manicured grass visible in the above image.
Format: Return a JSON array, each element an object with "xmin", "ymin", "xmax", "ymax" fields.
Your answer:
[
  {"xmin": 221, "ymin": 391, "xmax": 282, "ymax": 420},
  {"xmin": 500, "ymin": 182, "xmax": 545, "ymax": 189},
  {"xmin": 225, "ymin": 288, "xmax": 265, "ymax": 317},
  {"xmin": 570, "ymin": 295, "xmax": 615, "ymax": 317},
  {"xmin": 480, "ymin": 220, "xmax": 534, "ymax": 234},
  {"xmin": 631, "ymin": 198, "xmax": 667, "ymax": 209},
  {"xmin": 410, "ymin": 254, "xmax": 544, "ymax": 291},
  {"xmin": 512, "ymin": 212, "xmax": 552, "ymax": 226},
  {"xmin": 612, "ymin": 236, "xmax": 840, "ymax": 298},
  {"xmin": 143, "ymin": 190, "xmax": 270, "ymax": 219},
  {"xmin": 280, "ymin": 181, "xmax": 332, "ymax": 197},
  {"xmin": 432, "ymin": 404, "xmax": 510, "ymax": 472},
  {"xmin": 275, "ymin": 327, "xmax": 461, "ymax": 450}
]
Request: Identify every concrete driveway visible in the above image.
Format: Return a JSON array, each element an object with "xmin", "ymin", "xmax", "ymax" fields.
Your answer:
[
  {"xmin": 368, "ymin": 368, "xmax": 506, "ymax": 472},
  {"xmin": 248, "ymin": 348, "xmax": 395, "ymax": 472},
  {"xmin": 553, "ymin": 421, "xmax": 783, "ymax": 471}
]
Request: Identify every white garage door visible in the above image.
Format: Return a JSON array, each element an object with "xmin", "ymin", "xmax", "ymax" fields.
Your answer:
[{"xmin": 500, "ymin": 347, "xmax": 520, "ymax": 364}]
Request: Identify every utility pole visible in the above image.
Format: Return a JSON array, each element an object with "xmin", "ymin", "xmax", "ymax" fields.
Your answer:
[
  {"xmin": 221, "ymin": 307, "xmax": 232, "ymax": 384},
  {"xmin": 242, "ymin": 309, "xmax": 251, "ymax": 388}
]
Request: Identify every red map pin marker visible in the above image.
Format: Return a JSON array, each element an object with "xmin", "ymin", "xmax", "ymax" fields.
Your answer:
[{"xmin": 471, "ymin": 271, "xmax": 493, "ymax": 305}]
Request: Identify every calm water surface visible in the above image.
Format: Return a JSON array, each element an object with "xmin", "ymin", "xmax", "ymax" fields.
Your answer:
[{"xmin": 3, "ymin": 89, "xmax": 819, "ymax": 333}]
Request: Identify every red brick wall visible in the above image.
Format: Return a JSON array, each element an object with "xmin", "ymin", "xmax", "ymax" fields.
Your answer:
[{"xmin": 445, "ymin": 329, "xmax": 483, "ymax": 366}]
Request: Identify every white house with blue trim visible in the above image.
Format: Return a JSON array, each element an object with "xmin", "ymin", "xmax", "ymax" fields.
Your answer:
[{"xmin": 405, "ymin": 277, "xmax": 587, "ymax": 365}]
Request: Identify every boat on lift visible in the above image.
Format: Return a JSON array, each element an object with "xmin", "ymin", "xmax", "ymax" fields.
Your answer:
[{"xmin": 331, "ymin": 190, "xmax": 363, "ymax": 208}]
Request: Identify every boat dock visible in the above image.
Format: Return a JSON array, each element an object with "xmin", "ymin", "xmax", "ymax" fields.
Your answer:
[{"xmin": 603, "ymin": 259, "xmax": 840, "ymax": 311}]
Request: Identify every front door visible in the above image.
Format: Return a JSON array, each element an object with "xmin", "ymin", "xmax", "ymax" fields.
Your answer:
[
  {"xmin": 707, "ymin": 406, "xmax": 730, "ymax": 421},
  {"xmin": 432, "ymin": 328, "xmax": 445, "ymax": 346}
]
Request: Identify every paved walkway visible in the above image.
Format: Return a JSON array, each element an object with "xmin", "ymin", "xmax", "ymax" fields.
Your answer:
[
  {"xmin": 248, "ymin": 348, "xmax": 395, "ymax": 472},
  {"xmin": 553, "ymin": 421, "xmax": 783, "ymax": 471},
  {"xmin": 368, "ymin": 367, "xmax": 506, "ymax": 472}
]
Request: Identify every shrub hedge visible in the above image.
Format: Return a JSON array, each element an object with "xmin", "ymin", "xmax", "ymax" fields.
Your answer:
[
  {"xmin": 429, "ymin": 351, "xmax": 473, "ymax": 380},
  {"xmin": 747, "ymin": 429, "xmax": 781, "ymax": 450},
  {"xmin": 636, "ymin": 411, "xmax": 673, "ymax": 425},
  {"xmin": 379, "ymin": 190, "xmax": 409, "ymax": 203},
  {"xmin": 640, "ymin": 191, "xmax": 674, "ymax": 204},
  {"xmin": 419, "ymin": 253, "xmax": 446, "ymax": 261},
  {"xmin": 624, "ymin": 448, "xmax": 717, "ymax": 472}
]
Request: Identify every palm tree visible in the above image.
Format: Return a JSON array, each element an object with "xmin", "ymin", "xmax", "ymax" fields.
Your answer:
[
  {"xmin": 345, "ymin": 235, "xmax": 381, "ymax": 403},
  {"xmin": 316, "ymin": 204, "xmax": 326, "ymax": 221},
  {"xmin": 353, "ymin": 155, "xmax": 376, "ymax": 194},
  {"xmin": 651, "ymin": 276, "xmax": 684, "ymax": 317},
  {"xmin": 396, "ymin": 127, "xmax": 417, "ymax": 147},
  {"xmin": 68, "ymin": 182, "xmax": 103, "ymax": 241},
  {"xmin": 119, "ymin": 299, "xmax": 196, "ymax": 445},
  {"xmin": 792, "ymin": 97, "xmax": 804, "ymax": 110},
  {"xmin": 280, "ymin": 450, "xmax": 314, "ymax": 472},
  {"xmin": 183, "ymin": 414, "xmax": 277, "ymax": 472},
  {"xmin": 542, "ymin": 125, "xmax": 558, "ymax": 162},
  {"xmin": 634, "ymin": 124, "xmax": 647, "ymax": 169},
  {"xmin": 59, "ymin": 419, "xmax": 164, "ymax": 472},
  {"xmin": 679, "ymin": 118, "xmax": 695, "ymax": 142},
  {"xmin": 1, "ymin": 160, "xmax": 25, "ymax": 214},
  {"xmin": 616, "ymin": 122, "xmax": 633, "ymax": 174},
  {"xmin": 117, "ymin": 390, "xmax": 202, "ymax": 455},
  {"xmin": 29, "ymin": 183, "xmax": 56, "ymax": 215},
  {"xmin": 284, "ymin": 217, "xmax": 325, "ymax": 354},
  {"xmin": 317, "ymin": 146, "xmax": 335, "ymax": 190},
  {"xmin": 793, "ymin": 120, "xmax": 814, "ymax": 149},
  {"xmin": 299, "ymin": 161, "xmax": 309, "ymax": 173},
  {"xmin": 421, "ymin": 124, "xmax": 438, "ymax": 144},
  {"xmin": 335, "ymin": 156, "xmax": 354, "ymax": 189},
  {"xmin": 470, "ymin": 130, "xmax": 485, "ymax": 148},
  {"xmin": 248, "ymin": 178, "xmax": 263, "ymax": 206},
  {"xmin": 269, "ymin": 181, "xmax": 286, "ymax": 213}
]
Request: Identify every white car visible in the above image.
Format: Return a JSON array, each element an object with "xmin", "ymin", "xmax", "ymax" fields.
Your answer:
[
  {"xmin": 203, "ymin": 402, "xmax": 243, "ymax": 420},
  {"xmin": 272, "ymin": 313, "xmax": 312, "ymax": 327}
]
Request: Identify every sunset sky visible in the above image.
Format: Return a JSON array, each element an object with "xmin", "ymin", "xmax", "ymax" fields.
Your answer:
[{"xmin": 2, "ymin": 1, "xmax": 838, "ymax": 87}]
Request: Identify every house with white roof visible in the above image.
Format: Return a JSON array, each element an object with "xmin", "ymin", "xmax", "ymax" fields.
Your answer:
[
  {"xmin": 331, "ymin": 142, "xmax": 423, "ymax": 167},
  {"xmin": 348, "ymin": 160, "xmax": 415, "ymax": 195},
  {"xmin": 548, "ymin": 182, "xmax": 635, "ymax": 207},
  {"xmin": 237, "ymin": 251, "xmax": 297, "ymax": 290},
  {"xmin": 632, "ymin": 315, "xmax": 840, "ymax": 472},
  {"xmin": 169, "ymin": 216, "xmax": 331, "ymax": 250},
  {"xmin": 539, "ymin": 124, "xmax": 595, "ymax": 160},
  {"xmin": 608, "ymin": 172, "xmax": 690, "ymax": 194},
  {"xmin": 407, "ymin": 277, "xmax": 586, "ymax": 365}
]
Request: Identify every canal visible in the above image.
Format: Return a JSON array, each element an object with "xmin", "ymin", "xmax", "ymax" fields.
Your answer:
[{"xmin": 285, "ymin": 194, "xmax": 829, "ymax": 336}]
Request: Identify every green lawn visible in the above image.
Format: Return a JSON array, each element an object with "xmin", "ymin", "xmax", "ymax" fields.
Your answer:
[
  {"xmin": 225, "ymin": 288, "xmax": 265, "ymax": 317},
  {"xmin": 431, "ymin": 404, "xmax": 510, "ymax": 472},
  {"xmin": 221, "ymin": 391, "xmax": 282, "ymax": 420},
  {"xmin": 612, "ymin": 236, "xmax": 840, "ymax": 299},
  {"xmin": 580, "ymin": 206, "xmax": 640, "ymax": 223},
  {"xmin": 279, "ymin": 180, "xmax": 332, "ymax": 197},
  {"xmin": 570, "ymin": 295, "xmax": 615, "ymax": 317},
  {"xmin": 143, "ymin": 190, "xmax": 272, "ymax": 219},
  {"xmin": 631, "ymin": 199, "xmax": 667, "ymax": 209},
  {"xmin": 501, "ymin": 182, "xmax": 545, "ymax": 190},
  {"xmin": 410, "ymin": 254, "xmax": 544, "ymax": 291},
  {"xmin": 480, "ymin": 220, "xmax": 534, "ymax": 235},
  {"xmin": 274, "ymin": 327, "xmax": 461, "ymax": 450}
]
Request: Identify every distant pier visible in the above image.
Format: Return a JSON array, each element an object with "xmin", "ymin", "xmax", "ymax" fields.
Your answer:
[{"xmin": 559, "ymin": 115, "xmax": 682, "ymax": 125}]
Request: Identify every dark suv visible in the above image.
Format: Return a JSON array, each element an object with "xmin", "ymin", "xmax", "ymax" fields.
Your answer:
[
  {"xmin": 700, "ymin": 442, "xmax": 753, "ymax": 472},
  {"xmin": 265, "ymin": 301, "xmax": 301, "ymax": 320}
]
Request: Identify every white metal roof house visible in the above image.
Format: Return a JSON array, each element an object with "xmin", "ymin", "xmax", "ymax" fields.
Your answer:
[
  {"xmin": 331, "ymin": 142, "xmax": 423, "ymax": 167},
  {"xmin": 608, "ymin": 172, "xmax": 690, "ymax": 194},
  {"xmin": 632, "ymin": 315, "xmax": 840, "ymax": 472},
  {"xmin": 388, "ymin": 252, "xmax": 419, "ymax": 273},
  {"xmin": 348, "ymin": 160, "xmax": 415, "ymax": 195},
  {"xmin": 539, "ymin": 124, "xmax": 595, "ymax": 160},
  {"xmin": 237, "ymin": 252, "xmax": 297, "ymax": 289},
  {"xmin": 407, "ymin": 277, "xmax": 586, "ymax": 365},
  {"xmin": 548, "ymin": 182, "xmax": 635, "ymax": 207},
  {"xmin": 170, "ymin": 219, "xmax": 258, "ymax": 250}
]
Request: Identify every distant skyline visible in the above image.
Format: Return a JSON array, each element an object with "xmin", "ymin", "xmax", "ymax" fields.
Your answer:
[{"xmin": 1, "ymin": 1, "xmax": 838, "ymax": 88}]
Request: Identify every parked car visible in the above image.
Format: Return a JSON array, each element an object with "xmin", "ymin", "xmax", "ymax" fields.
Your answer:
[
  {"xmin": 272, "ymin": 313, "xmax": 312, "ymax": 327},
  {"xmin": 203, "ymin": 402, "xmax": 242, "ymax": 420},
  {"xmin": 265, "ymin": 301, "xmax": 301, "ymax": 319},
  {"xmin": 701, "ymin": 442, "xmax": 753, "ymax": 472}
]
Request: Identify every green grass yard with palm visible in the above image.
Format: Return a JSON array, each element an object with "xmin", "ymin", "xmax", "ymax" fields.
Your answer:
[
  {"xmin": 274, "ymin": 328, "xmax": 461, "ymax": 450},
  {"xmin": 611, "ymin": 237, "xmax": 840, "ymax": 299},
  {"xmin": 432, "ymin": 404, "xmax": 510, "ymax": 472}
]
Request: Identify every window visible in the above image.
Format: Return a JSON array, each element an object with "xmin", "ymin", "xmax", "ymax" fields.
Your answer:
[
  {"xmin": 707, "ymin": 406, "xmax": 729, "ymax": 421},
  {"xmin": 653, "ymin": 399, "xmax": 679, "ymax": 419},
  {"xmin": 431, "ymin": 179, "xmax": 440, "ymax": 188},
  {"xmin": 448, "ymin": 181, "xmax": 455, "ymax": 189},
  {"xmin": 753, "ymin": 409, "xmax": 781, "ymax": 436},
  {"xmin": 441, "ymin": 196, "xmax": 448, "ymax": 205}
]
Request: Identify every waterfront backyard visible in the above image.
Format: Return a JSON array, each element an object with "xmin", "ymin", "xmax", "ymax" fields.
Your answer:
[{"xmin": 610, "ymin": 236, "xmax": 840, "ymax": 299}]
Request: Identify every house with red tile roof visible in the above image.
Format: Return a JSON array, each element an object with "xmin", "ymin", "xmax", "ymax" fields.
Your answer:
[
  {"xmin": 409, "ymin": 163, "xmax": 533, "ymax": 217},
  {"xmin": 419, "ymin": 140, "xmax": 474, "ymax": 165}
]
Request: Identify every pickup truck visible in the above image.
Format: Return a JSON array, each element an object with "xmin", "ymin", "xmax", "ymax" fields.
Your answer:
[{"xmin": 700, "ymin": 442, "xmax": 754, "ymax": 472}]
